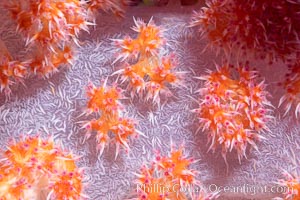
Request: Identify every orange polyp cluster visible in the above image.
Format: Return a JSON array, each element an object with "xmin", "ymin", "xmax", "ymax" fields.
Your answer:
[
  {"xmin": 5, "ymin": 0, "xmax": 91, "ymax": 75},
  {"xmin": 113, "ymin": 18, "xmax": 180, "ymax": 104},
  {"xmin": 133, "ymin": 147, "xmax": 218, "ymax": 200},
  {"xmin": 276, "ymin": 170, "xmax": 300, "ymax": 200},
  {"xmin": 84, "ymin": 81, "xmax": 139, "ymax": 158},
  {"xmin": 194, "ymin": 65, "xmax": 273, "ymax": 162},
  {"xmin": 279, "ymin": 61, "xmax": 300, "ymax": 118},
  {"xmin": 0, "ymin": 135, "xmax": 85, "ymax": 200},
  {"xmin": 0, "ymin": 0, "xmax": 124, "ymax": 92}
]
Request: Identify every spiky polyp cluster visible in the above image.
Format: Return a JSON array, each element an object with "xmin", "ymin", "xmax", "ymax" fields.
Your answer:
[
  {"xmin": 5, "ymin": 0, "xmax": 92, "ymax": 75},
  {"xmin": 84, "ymin": 81, "xmax": 138, "ymax": 157},
  {"xmin": 276, "ymin": 170, "xmax": 300, "ymax": 200},
  {"xmin": 191, "ymin": 0, "xmax": 300, "ymax": 64},
  {"xmin": 113, "ymin": 18, "xmax": 180, "ymax": 104},
  {"xmin": 195, "ymin": 66, "xmax": 273, "ymax": 162},
  {"xmin": 279, "ymin": 61, "xmax": 300, "ymax": 118},
  {"xmin": 0, "ymin": 39, "xmax": 28, "ymax": 94},
  {"xmin": 133, "ymin": 147, "xmax": 217, "ymax": 200},
  {"xmin": 0, "ymin": 135, "xmax": 85, "ymax": 200}
]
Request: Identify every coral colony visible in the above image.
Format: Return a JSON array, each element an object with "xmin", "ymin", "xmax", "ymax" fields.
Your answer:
[
  {"xmin": 83, "ymin": 80, "xmax": 140, "ymax": 158},
  {"xmin": 194, "ymin": 65, "xmax": 273, "ymax": 163},
  {"xmin": 191, "ymin": 0, "xmax": 300, "ymax": 64},
  {"xmin": 0, "ymin": 135, "xmax": 85, "ymax": 200},
  {"xmin": 0, "ymin": 0, "xmax": 124, "ymax": 95},
  {"xmin": 132, "ymin": 147, "xmax": 218, "ymax": 200},
  {"xmin": 112, "ymin": 18, "xmax": 181, "ymax": 104},
  {"xmin": 1, "ymin": 0, "xmax": 300, "ymax": 199},
  {"xmin": 279, "ymin": 61, "xmax": 300, "ymax": 117},
  {"xmin": 5, "ymin": 0, "xmax": 92, "ymax": 74}
]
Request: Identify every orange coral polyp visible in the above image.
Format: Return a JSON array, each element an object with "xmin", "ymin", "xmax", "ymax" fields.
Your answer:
[
  {"xmin": 196, "ymin": 66, "xmax": 273, "ymax": 162},
  {"xmin": 87, "ymin": 82, "xmax": 122, "ymax": 114},
  {"xmin": 84, "ymin": 81, "xmax": 138, "ymax": 157},
  {"xmin": 0, "ymin": 135, "xmax": 85, "ymax": 200},
  {"xmin": 114, "ymin": 18, "xmax": 180, "ymax": 104},
  {"xmin": 0, "ymin": 40, "xmax": 28, "ymax": 93},
  {"xmin": 277, "ymin": 170, "xmax": 300, "ymax": 200},
  {"xmin": 133, "ymin": 147, "xmax": 218, "ymax": 200}
]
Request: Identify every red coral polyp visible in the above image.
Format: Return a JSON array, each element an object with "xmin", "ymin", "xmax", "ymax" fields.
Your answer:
[
  {"xmin": 191, "ymin": 0, "xmax": 300, "ymax": 64},
  {"xmin": 195, "ymin": 65, "xmax": 273, "ymax": 163},
  {"xmin": 0, "ymin": 135, "xmax": 86, "ymax": 200},
  {"xmin": 113, "ymin": 18, "xmax": 180, "ymax": 104}
]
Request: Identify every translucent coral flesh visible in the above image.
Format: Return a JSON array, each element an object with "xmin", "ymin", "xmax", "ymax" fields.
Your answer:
[
  {"xmin": 0, "ymin": 135, "xmax": 84, "ymax": 200},
  {"xmin": 133, "ymin": 148, "xmax": 217, "ymax": 200},
  {"xmin": 114, "ymin": 18, "xmax": 180, "ymax": 104},
  {"xmin": 84, "ymin": 81, "xmax": 138, "ymax": 157},
  {"xmin": 196, "ymin": 66, "xmax": 273, "ymax": 162},
  {"xmin": 191, "ymin": 0, "xmax": 300, "ymax": 63}
]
